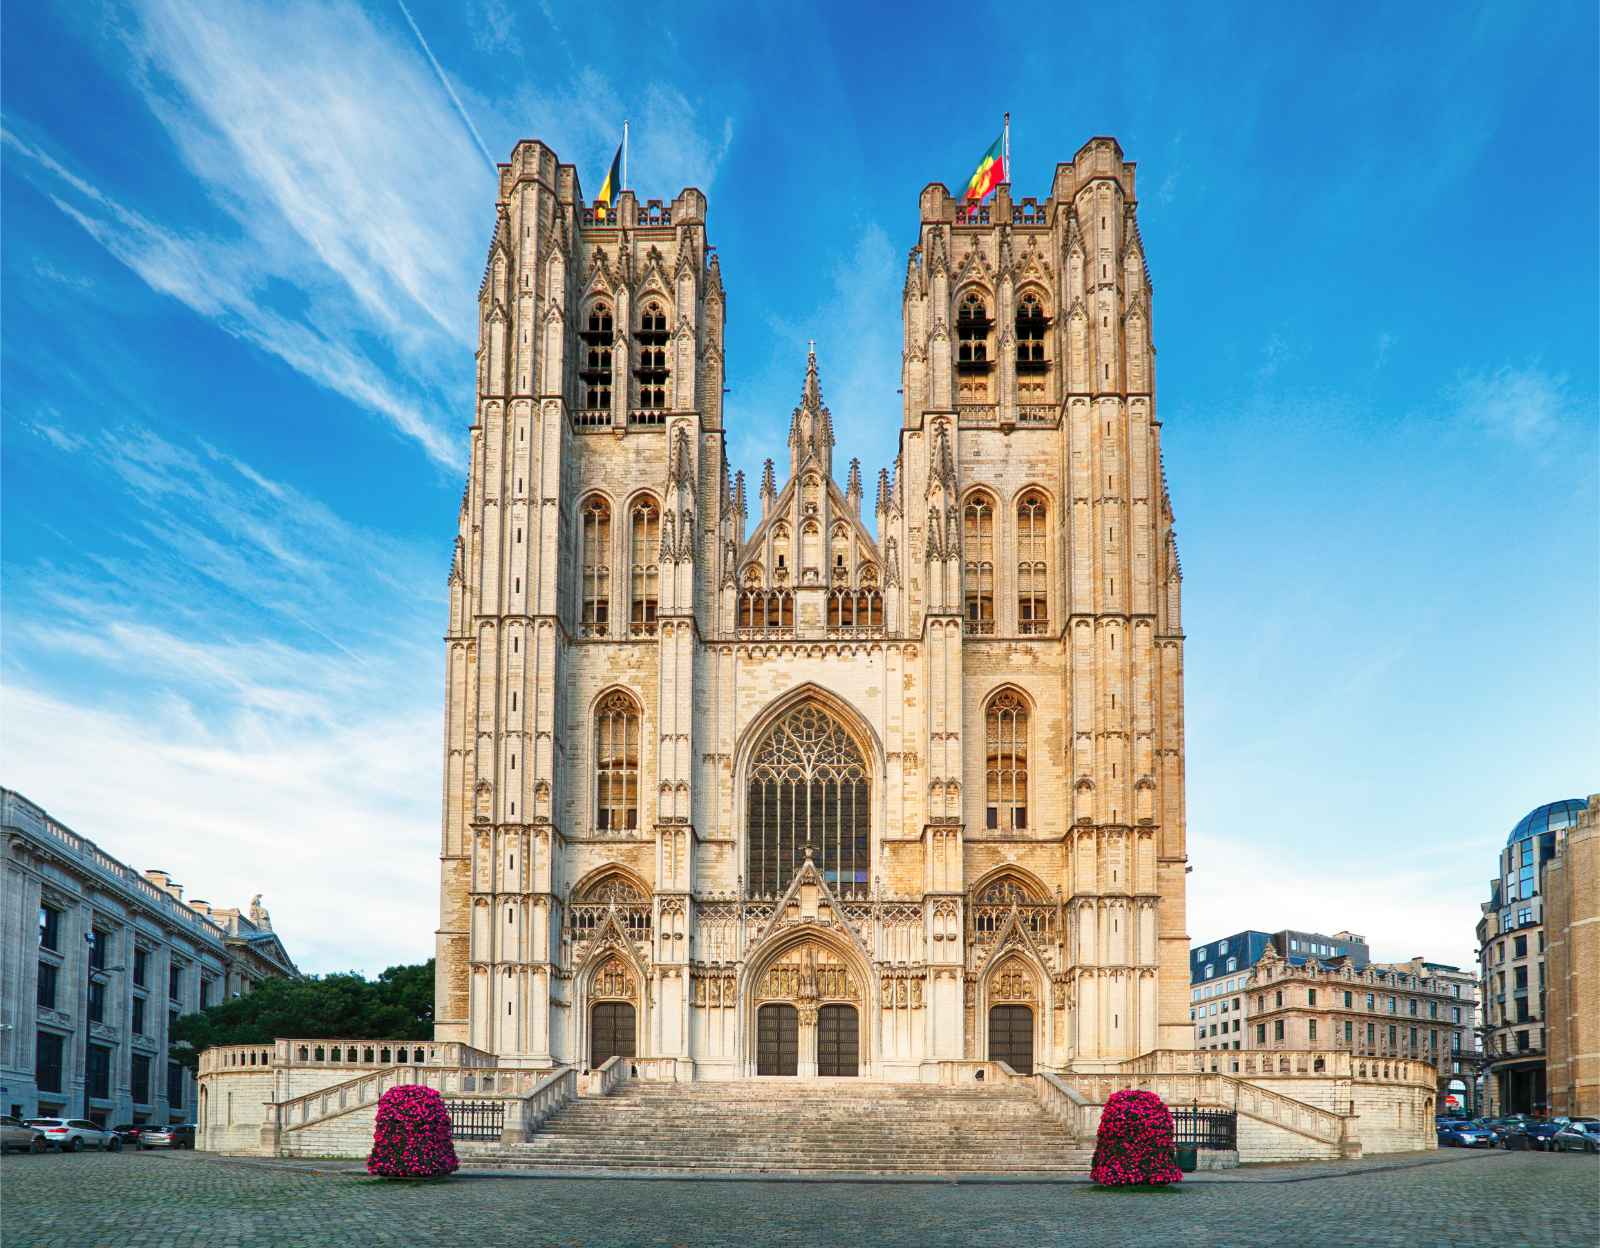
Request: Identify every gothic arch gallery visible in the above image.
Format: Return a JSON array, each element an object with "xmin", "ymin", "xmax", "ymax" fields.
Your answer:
[{"xmin": 435, "ymin": 137, "xmax": 1191, "ymax": 1080}]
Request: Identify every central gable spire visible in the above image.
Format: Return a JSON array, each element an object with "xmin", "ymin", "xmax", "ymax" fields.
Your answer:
[{"xmin": 788, "ymin": 342, "xmax": 835, "ymax": 477}]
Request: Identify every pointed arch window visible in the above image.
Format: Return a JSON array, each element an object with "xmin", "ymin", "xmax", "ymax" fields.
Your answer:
[
  {"xmin": 580, "ymin": 495, "xmax": 611, "ymax": 637},
  {"xmin": 1017, "ymin": 491, "xmax": 1049, "ymax": 634},
  {"xmin": 1016, "ymin": 292, "xmax": 1049, "ymax": 373},
  {"xmin": 634, "ymin": 301, "xmax": 670, "ymax": 413},
  {"xmin": 746, "ymin": 702, "xmax": 870, "ymax": 898},
  {"xmin": 956, "ymin": 292, "xmax": 992, "ymax": 370},
  {"xmin": 828, "ymin": 587, "xmax": 883, "ymax": 632},
  {"xmin": 594, "ymin": 691, "xmax": 640, "ymax": 832},
  {"xmin": 963, "ymin": 492, "xmax": 995, "ymax": 634},
  {"xmin": 580, "ymin": 303, "xmax": 614, "ymax": 414},
  {"xmin": 985, "ymin": 690, "xmax": 1028, "ymax": 831},
  {"xmin": 630, "ymin": 498, "xmax": 660, "ymax": 635}
]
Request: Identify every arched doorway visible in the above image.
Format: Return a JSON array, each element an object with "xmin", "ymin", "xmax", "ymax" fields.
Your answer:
[
  {"xmin": 591, "ymin": 1001, "xmax": 636, "ymax": 1067},
  {"xmin": 757, "ymin": 1003, "xmax": 799, "ymax": 1076},
  {"xmin": 988, "ymin": 1004, "xmax": 1034, "ymax": 1074},
  {"xmin": 817, "ymin": 1004, "xmax": 859, "ymax": 1077}
]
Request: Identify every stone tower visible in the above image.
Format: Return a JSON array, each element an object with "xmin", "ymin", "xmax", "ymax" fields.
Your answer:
[{"xmin": 435, "ymin": 137, "xmax": 1189, "ymax": 1077}]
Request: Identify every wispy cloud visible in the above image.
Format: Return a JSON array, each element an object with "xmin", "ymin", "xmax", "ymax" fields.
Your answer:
[
  {"xmin": 28, "ymin": 416, "xmax": 87, "ymax": 452},
  {"xmin": 3, "ymin": 423, "xmax": 443, "ymax": 973},
  {"xmin": 1450, "ymin": 364, "xmax": 1575, "ymax": 444}
]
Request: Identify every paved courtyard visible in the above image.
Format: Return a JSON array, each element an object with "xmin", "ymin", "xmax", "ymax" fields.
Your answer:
[{"xmin": 3, "ymin": 1148, "xmax": 1596, "ymax": 1246}]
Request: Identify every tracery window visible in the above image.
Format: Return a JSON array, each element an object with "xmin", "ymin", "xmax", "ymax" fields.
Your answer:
[
  {"xmin": 580, "ymin": 303, "xmax": 614, "ymax": 411},
  {"xmin": 630, "ymin": 497, "xmax": 659, "ymax": 635},
  {"xmin": 746, "ymin": 703, "xmax": 870, "ymax": 898},
  {"xmin": 963, "ymin": 492, "xmax": 995, "ymax": 633},
  {"xmin": 1015, "ymin": 293, "xmax": 1048, "ymax": 372},
  {"xmin": 594, "ymin": 692, "xmax": 640, "ymax": 831},
  {"xmin": 738, "ymin": 589, "xmax": 794, "ymax": 633},
  {"xmin": 635, "ymin": 302, "xmax": 670, "ymax": 411},
  {"xmin": 828, "ymin": 588, "xmax": 883, "ymax": 631},
  {"xmin": 1016, "ymin": 491, "xmax": 1049, "ymax": 634},
  {"xmin": 956, "ymin": 292, "xmax": 991, "ymax": 368},
  {"xmin": 985, "ymin": 690, "xmax": 1028, "ymax": 831},
  {"xmin": 580, "ymin": 495, "xmax": 611, "ymax": 637}
]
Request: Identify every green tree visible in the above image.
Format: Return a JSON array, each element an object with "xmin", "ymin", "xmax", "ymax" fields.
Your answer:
[{"xmin": 171, "ymin": 960, "xmax": 434, "ymax": 1069}]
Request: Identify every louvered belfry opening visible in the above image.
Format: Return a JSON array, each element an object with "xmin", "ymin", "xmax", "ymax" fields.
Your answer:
[{"xmin": 746, "ymin": 702, "xmax": 870, "ymax": 899}]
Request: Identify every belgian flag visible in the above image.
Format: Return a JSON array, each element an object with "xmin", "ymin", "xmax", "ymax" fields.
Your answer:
[{"xmin": 597, "ymin": 141, "xmax": 623, "ymax": 220}]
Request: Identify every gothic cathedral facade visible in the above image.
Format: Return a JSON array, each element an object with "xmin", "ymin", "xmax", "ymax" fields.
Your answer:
[{"xmin": 435, "ymin": 136, "xmax": 1190, "ymax": 1080}]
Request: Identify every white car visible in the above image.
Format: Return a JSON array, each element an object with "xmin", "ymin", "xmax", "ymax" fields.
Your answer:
[
  {"xmin": 1, "ymin": 1115, "xmax": 48, "ymax": 1153},
  {"xmin": 24, "ymin": 1118, "xmax": 121, "ymax": 1152}
]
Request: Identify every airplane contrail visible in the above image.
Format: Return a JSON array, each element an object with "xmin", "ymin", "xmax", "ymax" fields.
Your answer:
[{"xmin": 395, "ymin": 0, "xmax": 496, "ymax": 171}]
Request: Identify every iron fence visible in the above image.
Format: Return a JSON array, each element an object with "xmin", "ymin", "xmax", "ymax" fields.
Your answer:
[
  {"xmin": 448, "ymin": 1099, "xmax": 506, "ymax": 1140},
  {"xmin": 1171, "ymin": 1107, "xmax": 1237, "ymax": 1150}
]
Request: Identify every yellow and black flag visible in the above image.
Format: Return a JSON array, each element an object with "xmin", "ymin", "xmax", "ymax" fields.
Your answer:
[{"xmin": 596, "ymin": 138, "xmax": 623, "ymax": 220}]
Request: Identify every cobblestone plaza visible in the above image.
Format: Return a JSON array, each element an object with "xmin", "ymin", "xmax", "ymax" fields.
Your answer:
[{"xmin": 5, "ymin": 1150, "xmax": 1596, "ymax": 1247}]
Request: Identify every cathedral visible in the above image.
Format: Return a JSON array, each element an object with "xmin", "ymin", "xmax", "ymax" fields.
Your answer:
[{"xmin": 433, "ymin": 135, "xmax": 1190, "ymax": 1081}]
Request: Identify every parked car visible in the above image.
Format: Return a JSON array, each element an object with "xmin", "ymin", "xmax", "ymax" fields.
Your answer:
[
  {"xmin": 138, "ymin": 1123, "xmax": 195, "ymax": 1150},
  {"xmin": 1502, "ymin": 1121, "xmax": 1564, "ymax": 1151},
  {"xmin": 1437, "ymin": 1121, "xmax": 1496, "ymax": 1149},
  {"xmin": 1, "ymin": 1115, "xmax": 48, "ymax": 1154},
  {"xmin": 1551, "ymin": 1119, "xmax": 1600, "ymax": 1154},
  {"xmin": 110, "ymin": 1123, "xmax": 151, "ymax": 1148},
  {"xmin": 24, "ymin": 1118, "xmax": 120, "ymax": 1152}
]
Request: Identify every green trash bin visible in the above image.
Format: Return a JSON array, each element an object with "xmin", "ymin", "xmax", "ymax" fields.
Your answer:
[{"xmin": 1175, "ymin": 1145, "xmax": 1198, "ymax": 1173}]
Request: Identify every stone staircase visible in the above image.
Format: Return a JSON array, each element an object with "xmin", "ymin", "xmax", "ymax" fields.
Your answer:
[{"xmin": 461, "ymin": 1079, "xmax": 1095, "ymax": 1175}]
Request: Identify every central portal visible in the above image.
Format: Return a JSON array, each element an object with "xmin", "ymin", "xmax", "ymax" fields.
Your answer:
[{"xmin": 817, "ymin": 1004, "xmax": 859, "ymax": 1077}]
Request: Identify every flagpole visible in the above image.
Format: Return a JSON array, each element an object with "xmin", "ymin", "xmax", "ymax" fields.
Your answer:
[
  {"xmin": 623, "ymin": 120, "xmax": 629, "ymax": 192},
  {"xmin": 1003, "ymin": 112, "xmax": 1010, "ymax": 187}
]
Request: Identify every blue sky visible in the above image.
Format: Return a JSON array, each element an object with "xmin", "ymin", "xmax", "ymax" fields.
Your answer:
[{"xmin": 2, "ymin": 1, "xmax": 1595, "ymax": 975}]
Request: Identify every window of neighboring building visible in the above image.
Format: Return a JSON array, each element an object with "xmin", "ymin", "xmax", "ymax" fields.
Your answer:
[
  {"xmin": 89, "ymin": 928, "xmax": 110, "ymax": 970},
  {"xmin": 86, "ymin": 1043, "xmax": 111, "ymax": 1101},
  {"xmin": 200, "ymin": 978, "xmax": 216, "ymax": 1009},
  {"xmin": 1429, "ymin": 1001, "xmax": 1437, "ymax": 1019},
  {"xmin": 132, "ymin": 996, "xmax": 146, "ymax": 1036},
  {"xmin": 1408, "ymin": 999, "xmax": 1417, "ymax": 1017},
  {"xmin": 1274, "ymin": 990, "xmax": 1283, "ymax": 1008},
  {"xmin": 1256, "ymin": 1023, "xmax": 1266, "ymax": 1044},
  {"xmin": 1225, "ymin": 957, "xmax": 1237, "ymax": 972},
  {"xmin": 1343, "ymin": 991, "xmax": 1353, "ymax": 1008},
  {"xmin": 167, "ymin": 1061, "xmax": 185, "ymax": 1110},
  {"xmin": 1513, "ymin": 935, "xmax": 1527, "ymax": 958},
  {"xmin": 1344, "ymin": 1020, "xmax": 1353, "ymax": 1043},
  {"xmin": 1387, "ymin": 1024, "xmax": 1397, "ymax": 1048},
  {"xmin": 1308, "ymin": 1020, "xmax": 1318, "ymax": 1042},
  {"xmin": 88, "ymin": 979, "xmax": 106, "ymax": 1024},
  {"xmin": 38, "ymin": 905, "xmax": 61, "ymax": 951},
  {"xmin": 37, "ymin": 962, "xmax": 59, "ymax": 1011},
  {"xmin": 1308, "ymin": 989, "xmax": 1317, "ymax": 1006},
  {"xmin": 1274, "ymin": 1020, "xmax": 1284, "ymax": 1042},
  {"xmin": 1387, "ymin": 996, "xmax": 1396, "ymax": 1013},
  {"xmin": 36, "ymin": 1031, "xmax": 65, "ymax": 1092},
  {"xmin": 133, "ymin": 948, "xmax": 149, "ymax": 988},
  {"xmin": 1452, "ymin": 1006, "xmax": 1461, "ymax": 1024},
  {"xmin": 1367, "ymin": 1022, "xmax": 1376, "ymax": 1046},
  {"xmin": 131, "ymin": 1054, "xmax": 152, "ymax": 1105},
  {"xmin": 1516, "ymin": 1031, "xmax": 1529, "ymax": 1053},
  {"xmin": 169, "ymin": 963, "xmax": 183, "ymax": 1000}
]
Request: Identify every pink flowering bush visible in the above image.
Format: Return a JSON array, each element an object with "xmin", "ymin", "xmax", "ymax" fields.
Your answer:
[
  {"xmin": 1090, "ymin": 1089, "xmax": 1183, "ymax": 1187},
  {"xmin": 366, "ymin": 1084, "xmax": 459, "ymax": 1179}
]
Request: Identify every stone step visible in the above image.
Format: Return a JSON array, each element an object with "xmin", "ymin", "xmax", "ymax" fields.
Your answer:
[{"xmin": 492, "ymin": 1078, "xmax": 1091, "ymax": 1175}]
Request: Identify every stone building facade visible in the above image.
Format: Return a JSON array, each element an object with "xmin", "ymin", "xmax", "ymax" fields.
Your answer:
[
  {"xmin": 1, "ymin": 788, "xmax": 296, "ymax": 1125},
  {"xmin": 1543, "ymin": 795, "xmax": 1599, "ymax": 1117},
  {"xmin": 433, "ymin": 135, "xmax": 1191, "ymax": 1079},
  {"xmin": 1476, "ymin": 797, "xmax": 1587, "ymax": 1115}
]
